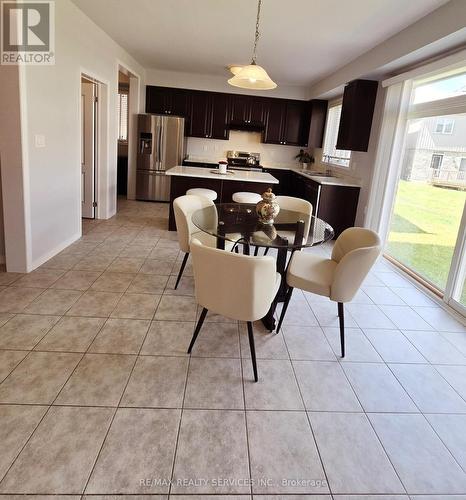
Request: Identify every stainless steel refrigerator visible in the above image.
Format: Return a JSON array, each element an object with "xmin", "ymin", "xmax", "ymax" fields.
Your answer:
[{"xmin": 136, "ymin": 114, "xmax": 185, "ymax": 201}]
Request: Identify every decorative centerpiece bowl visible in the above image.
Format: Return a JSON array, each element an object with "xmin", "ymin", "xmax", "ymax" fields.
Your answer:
[{"xmin": 256, "ymin": 188, "xmax": 280, "ymax": 224}]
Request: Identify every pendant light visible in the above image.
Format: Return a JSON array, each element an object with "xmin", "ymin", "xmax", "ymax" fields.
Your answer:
[{"xmin": 228, "ymin": 0, "xmax": 277, "ymax": 90}]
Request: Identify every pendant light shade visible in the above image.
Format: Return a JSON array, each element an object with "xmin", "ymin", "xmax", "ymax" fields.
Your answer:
[
  {"xmin": 228, "ymin": 63, "xmax": 277, "ymax": 90},
  {"xmin": 227, "ymin": 0, "xmax": 277, "ymax": 90}
]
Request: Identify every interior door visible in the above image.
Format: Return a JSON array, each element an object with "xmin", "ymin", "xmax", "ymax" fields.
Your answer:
[{"xmin": 81, "ymin": 80, "xmax": 96, "ymax": 218}]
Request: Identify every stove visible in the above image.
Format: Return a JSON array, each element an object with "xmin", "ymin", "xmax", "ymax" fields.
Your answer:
[{"xmin": 226, "ymin": 150, "xmax": 262, "ymax": 171}]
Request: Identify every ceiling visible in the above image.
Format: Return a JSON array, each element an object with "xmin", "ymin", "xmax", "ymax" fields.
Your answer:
[{"xmin": 72, "ymin": 0, "xmax": 449, "ymax": 87}]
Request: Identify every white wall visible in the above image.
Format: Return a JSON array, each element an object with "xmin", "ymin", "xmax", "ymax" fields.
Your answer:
[
  {"xmin": 186, "ymin": 130, "xmax": 303, "ymax": 167},
  {"xmin": 7, "ymin": 0, "xmax": 146, "ymax": 271},
  {"xmin": 146, "ymin": 68, "xmax": 308, "ymax": 101}
]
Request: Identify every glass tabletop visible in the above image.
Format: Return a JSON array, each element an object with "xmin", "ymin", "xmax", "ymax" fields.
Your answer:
[{"xmin": 192, "ymin": 203, "xmax": 334, "ymax": 249}]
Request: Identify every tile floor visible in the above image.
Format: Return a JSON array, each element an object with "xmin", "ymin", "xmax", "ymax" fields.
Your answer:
[{"xmin": 0, "ymin": 199, "xmax": 465, "ymax": 498}]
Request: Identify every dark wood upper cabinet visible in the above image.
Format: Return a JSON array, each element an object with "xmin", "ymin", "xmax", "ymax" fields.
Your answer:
[
  {"xmin": 210, "ymin": 92, "xmax": 230, "ymax": 140},
  {"xmin": 189, "ymin": 91, "xmax": 211, "ymax": 138},
  {"xmin": 307, "ymin": 99, "xmax": 328, "ymax": 148},
  {"xmin": 146, "ymin": 85, "xmax": 325, "ymax": 147},
  {"xmin": 145, "ymin": 86, "xmax": 190, "ymax": 117},
  {"xmin": 336, "ymin": 79, "xmax": 378, "ymax": 152}
]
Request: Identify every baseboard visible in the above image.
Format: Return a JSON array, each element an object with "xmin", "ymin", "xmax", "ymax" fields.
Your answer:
[
  {"xmin": 29, "ymin": 232, "xmax": 82, "ymax": 272},
  {"xmin": 0, "ymin": 254, "xmax": 5, "ymax": 265}
]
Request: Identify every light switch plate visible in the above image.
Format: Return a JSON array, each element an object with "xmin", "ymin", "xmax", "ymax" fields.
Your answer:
[{"xmin": 34, "ymin": 134, "xmax": 46, "ymax": 148}]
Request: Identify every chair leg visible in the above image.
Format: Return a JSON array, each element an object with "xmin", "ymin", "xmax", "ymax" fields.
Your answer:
[
  {"xmin": 175, "ymin": 252, "xmax": 189, "ymax": 289},
  {"xmin": 263, "ymin": 247, "xmax": 269, "ymax": 256},
  {"xmin": 187, "ymin": 307, "xmax": 208, "ymax": 353},
  {"xmin": 247, "ymin": 321, "xmax": 258, "ymax": 382},
  {"xmin": 338, "ymin": 302, "xmax": 345, "ymax": 358},
  {"xmin": 276, "ymin": 287, "xmax": 294, "ymax": 334}
]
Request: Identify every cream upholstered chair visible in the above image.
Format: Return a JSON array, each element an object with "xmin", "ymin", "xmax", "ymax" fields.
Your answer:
[
  {"xmin": 173, "ymin": 195, "xmax": 219, "ymax": 289},
  {"xmin": 232, "ymin": 192, "xmax": 262, "ymax": 204},
  {"xmin": 188, "ymin": 238, "xmax": 281, "ymax": 381},
  {"xmin": 276, "ymin": 227, "xmax": 381, "ymax": 357},
  {"xmin": 275, "ymin": 195, "xmax": 313, "ymax": 245}
]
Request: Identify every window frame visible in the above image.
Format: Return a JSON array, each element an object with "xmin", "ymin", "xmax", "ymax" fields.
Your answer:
[
  {"xmin": 434, "ymin": 116, "xmax": 455, "ymax": 134},
  {"xmin": 430, "ymin": 153, "xmax": 444, "ymax": 170},
  {"xmin": 321, "ymin": 99, "xmax": 353, "ymax": 171}
]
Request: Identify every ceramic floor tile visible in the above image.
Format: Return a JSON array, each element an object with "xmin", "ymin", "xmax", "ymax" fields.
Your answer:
[
  {"xmin": 308, "ymin": 412, "xmax": 404, "ymax": 494},
  {"xmin": 293, "ymin": 360, "xmax": 362, "ymax": 411},
  {"xmin": 86, "ymin": 408, "xmax": 179, "ymax": 494},
  {"xmin": 119, "ymin": 244, "xmax": 153, "ymax": 258},
  {"xmin": 362, "ymin": 329, "xmax": 427, "ymax": 363},
  {"xmin": 121, "ymin": 355, "xmax": 188, "ymax": 408},
  {"xmin": 90, "ymin": 272, "xmax": 135, "ymax": 292},
  {"xmin": 243, "ymin": 359, "xmax": 303, "ymax": 410},
  {"xmin": 379, "ymin": 306, "xmax": 434, "ymax": 331},
  {"xmin": 140, "ymin": 259, "xmax": 175, "ymax": 276},
  {"xmin": 24, "ymin": 289, "xmax": 82, "ymax": 315},
  {"xmin": 184, "ymin": 357, "xmax": 243, "ymax": 409},
  {"xmin": 0, "ymin": 406, "xmax": 113, "ymax": 494},
  {"xmin": 425, "ymin": 414, "xmax": 466, "ymax": 471},
  {"xmin": 107, "ymin": 257, "xmax": 144, "ymax": 273},
  {"xmin": 148, "ymin": 246, "xmax": 180, "ymax": 260},
  {"xmin": 35, "ymin": 316, "xmax": 106, "ymax": 352},
  {"xmin": 111, "ymin": 292, "xmax": 161, "ymax": 320},
  {"xmin": 0, "ymin": 272, "xmax": 23, "ymax": 286},
  {"xmin": 414, "ymin": 306, "xmax": 466, "ymax": 332},
  {"xmin": 187, "ymin": 321, "xmax": 240, "ymax": 358},
  {"xmin": 323, "ymin": 327, "xmax": 383, "ymax": 362},
  {"xmin": 0, "ymin": 404, "xmax": 48, "ymax": 479},
  {"xmin": 283, "ymin": 325, "xmax": 336, "ymax": 361},
  {"xmin": 0, "ymin": 314, "xmax": 60, "ymax": 349},
  {"xmin": 369, "ymin": 413, "xmax": 466, "ymax": 494},
  {"xmin": 441, "ymin": 331, "xmax": 466, "ymax": 356},
  {"xmin": 376, "ymin": 271, "xmax": 413, "ymax": 288},
  {"xmin": 126, "ymin": 273, "xmax": 168, "ymax": 294},
  {"xmin": 50, "ymin": 270, "xmax": 101, "ymax": 291},
  {"xmin": 12, "ymin": 269, "xmax": 64, "ymax": 288},
  {"xmin": 66, "ymin": 291, "xmax": 122, "ymax": 317},
  {"xmin": 248, "ymin": 410, "xmax": 328, "ymax": 495},
  {"xmin": 391, "ymin": 286, "xmax": 438, "ymax": 307},
  {"xmin": 402, "ymin": 330, "xmax": 466, "ymax": 364},
  {"xmin": 345, "ymin": 304, "xmax": 396, "ymax": 329},
  {"xmin": 154, "ymin": 295, "xmax": 197, "ymax": 321},
  {"xmin": 310, "ymin": 302, "xmax": 358, "ymax": 328},
  {"xmin": 172, "ymin": 409, "xmax": 249, "ymax": 494},
  {"xmin": 73, "ymin": 254, "xmax": 115, "ymax": 272},
  {"xmin": 0, "ymin": 287, "xmax": 45, "ymax": 313},
  {"xmin": 363, "ymin": 286, "xmax": 406, "ymax": 305},
  {"xmin": 62, "ymin": 240, "xmax": 98, "ymax": 256},
  {"xmin": 361, "ymin": 273, "xmax": 386, "ymax": 287},
  {"xmin": 140, "ymin": 320, "xmax": 194, "ymax": 356},
  {"xmin": 88, "ymin": 318, "xmax": 150, "ymax": 354},
  {"xmin": 332, "ymin": 496, "xmax": 408, "ymax": 500},
  {"xmin": 40, "ymin": 255, "xmax": 85, "ymax": 271},
  {"xmin": 342, "ymin": 363, "xmax": 418, "ymax": 413},
  {"xmin": 55, "ymin": 353, "xmax": 135, "ymax": 406},
  {"xmin": 164, "ymin": 274, "xmax": 195, "ymax": 296},
  {"xmin": 0, "ymin": 350, "xmax": 28, "ymax": 382},
  {"xmin": 434, "ymin": 364, "xmax": 466, "ymax": 400},
  {"xmin": 0, "ymin": 351, "xmax": 81, "ymax": 404},
  {"xmin": 239, "ymin": 321, "xmax": 289, "ymax": 359},
  {"xmin": 276, "ymin": 298, "xmax": 319, "ymax": 326},
  {"xmin": 389, "ymin": 364, "xmax": 466, "ymax": 413}
]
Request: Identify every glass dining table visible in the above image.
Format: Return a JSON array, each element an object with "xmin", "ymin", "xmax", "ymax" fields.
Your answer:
[{"xmin": 191, "ymin": 203, "xmax": 334, "ymax": 330}]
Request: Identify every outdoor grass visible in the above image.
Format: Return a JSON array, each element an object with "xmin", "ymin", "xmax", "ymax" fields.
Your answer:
[{"xmin": 387, "ymin": 180, "xmax": 466, "ymax": 300}]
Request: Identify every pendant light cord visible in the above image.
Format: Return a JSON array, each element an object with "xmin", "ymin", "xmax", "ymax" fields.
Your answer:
[{"xmin": 251, "ymin": 0, "xmax": 262, "ymax": 65}]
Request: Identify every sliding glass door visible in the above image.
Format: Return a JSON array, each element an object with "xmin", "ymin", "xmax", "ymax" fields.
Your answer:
[{"xmin": 385, "ymin": 71, "xmax": 466, "ymax": 314}]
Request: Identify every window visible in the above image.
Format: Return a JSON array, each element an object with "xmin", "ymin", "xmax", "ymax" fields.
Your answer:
[
  {"xmin": 430, "ymin": 154, "xmax": 443, "ymax": 170},
  {"xmin": 413, "ymin": 72, "xmax": 466, "ymax": 104},
  {"xmin": 434, "ymin": 117, "xmax": 455, "ymax": 134},
  {"xmin": 322, "ymin": 104, "xmax": 351, "ymax": 168},
  {"xmin": 117, "ymin": 91, "xmax": 128, "ymax": 142}
]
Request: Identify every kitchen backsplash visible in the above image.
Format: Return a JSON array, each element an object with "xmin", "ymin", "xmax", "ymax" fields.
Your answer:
[{"xmin": 186, "ymin": 130, "xmax": 303, "ymax": 167}]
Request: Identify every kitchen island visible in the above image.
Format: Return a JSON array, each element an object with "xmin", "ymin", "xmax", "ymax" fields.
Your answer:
[{"xmin": 166, "ymin": 166, "xmax": 279, "ymax": 230}]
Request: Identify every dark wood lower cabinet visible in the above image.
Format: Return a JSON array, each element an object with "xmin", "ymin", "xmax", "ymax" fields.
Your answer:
[{"xmin": 168, "ymin": 176, "xmax": 273, "ymax": 231}]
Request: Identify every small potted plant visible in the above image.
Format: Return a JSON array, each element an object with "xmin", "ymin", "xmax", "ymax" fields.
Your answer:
[{"xmin": 295, "ymin": 150, "xmax": 314, "ymax": 169}]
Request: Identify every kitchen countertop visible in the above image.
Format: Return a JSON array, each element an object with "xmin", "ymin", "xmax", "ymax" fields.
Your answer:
[
  {"xmin": 166, "ymin": 166, "xmax": 279, "ymax": 184},
  {"xmin": 262, "ymin": 164, "xmax": 361, "ymax": 188}
]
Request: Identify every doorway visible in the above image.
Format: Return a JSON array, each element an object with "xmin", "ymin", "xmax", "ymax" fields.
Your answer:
[{"xmin": 81, "ymin": 76, "xmax": 98, "ymax": 219}]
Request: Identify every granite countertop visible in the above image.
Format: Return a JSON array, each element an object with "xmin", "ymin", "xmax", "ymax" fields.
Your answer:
[
  {"xmin": 166, "ymin": 166, "xmax": 279, "ymax": 184},
  {"xmin": 262, "ymin": 164, "xmax": 361, "ymax": 188}
]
